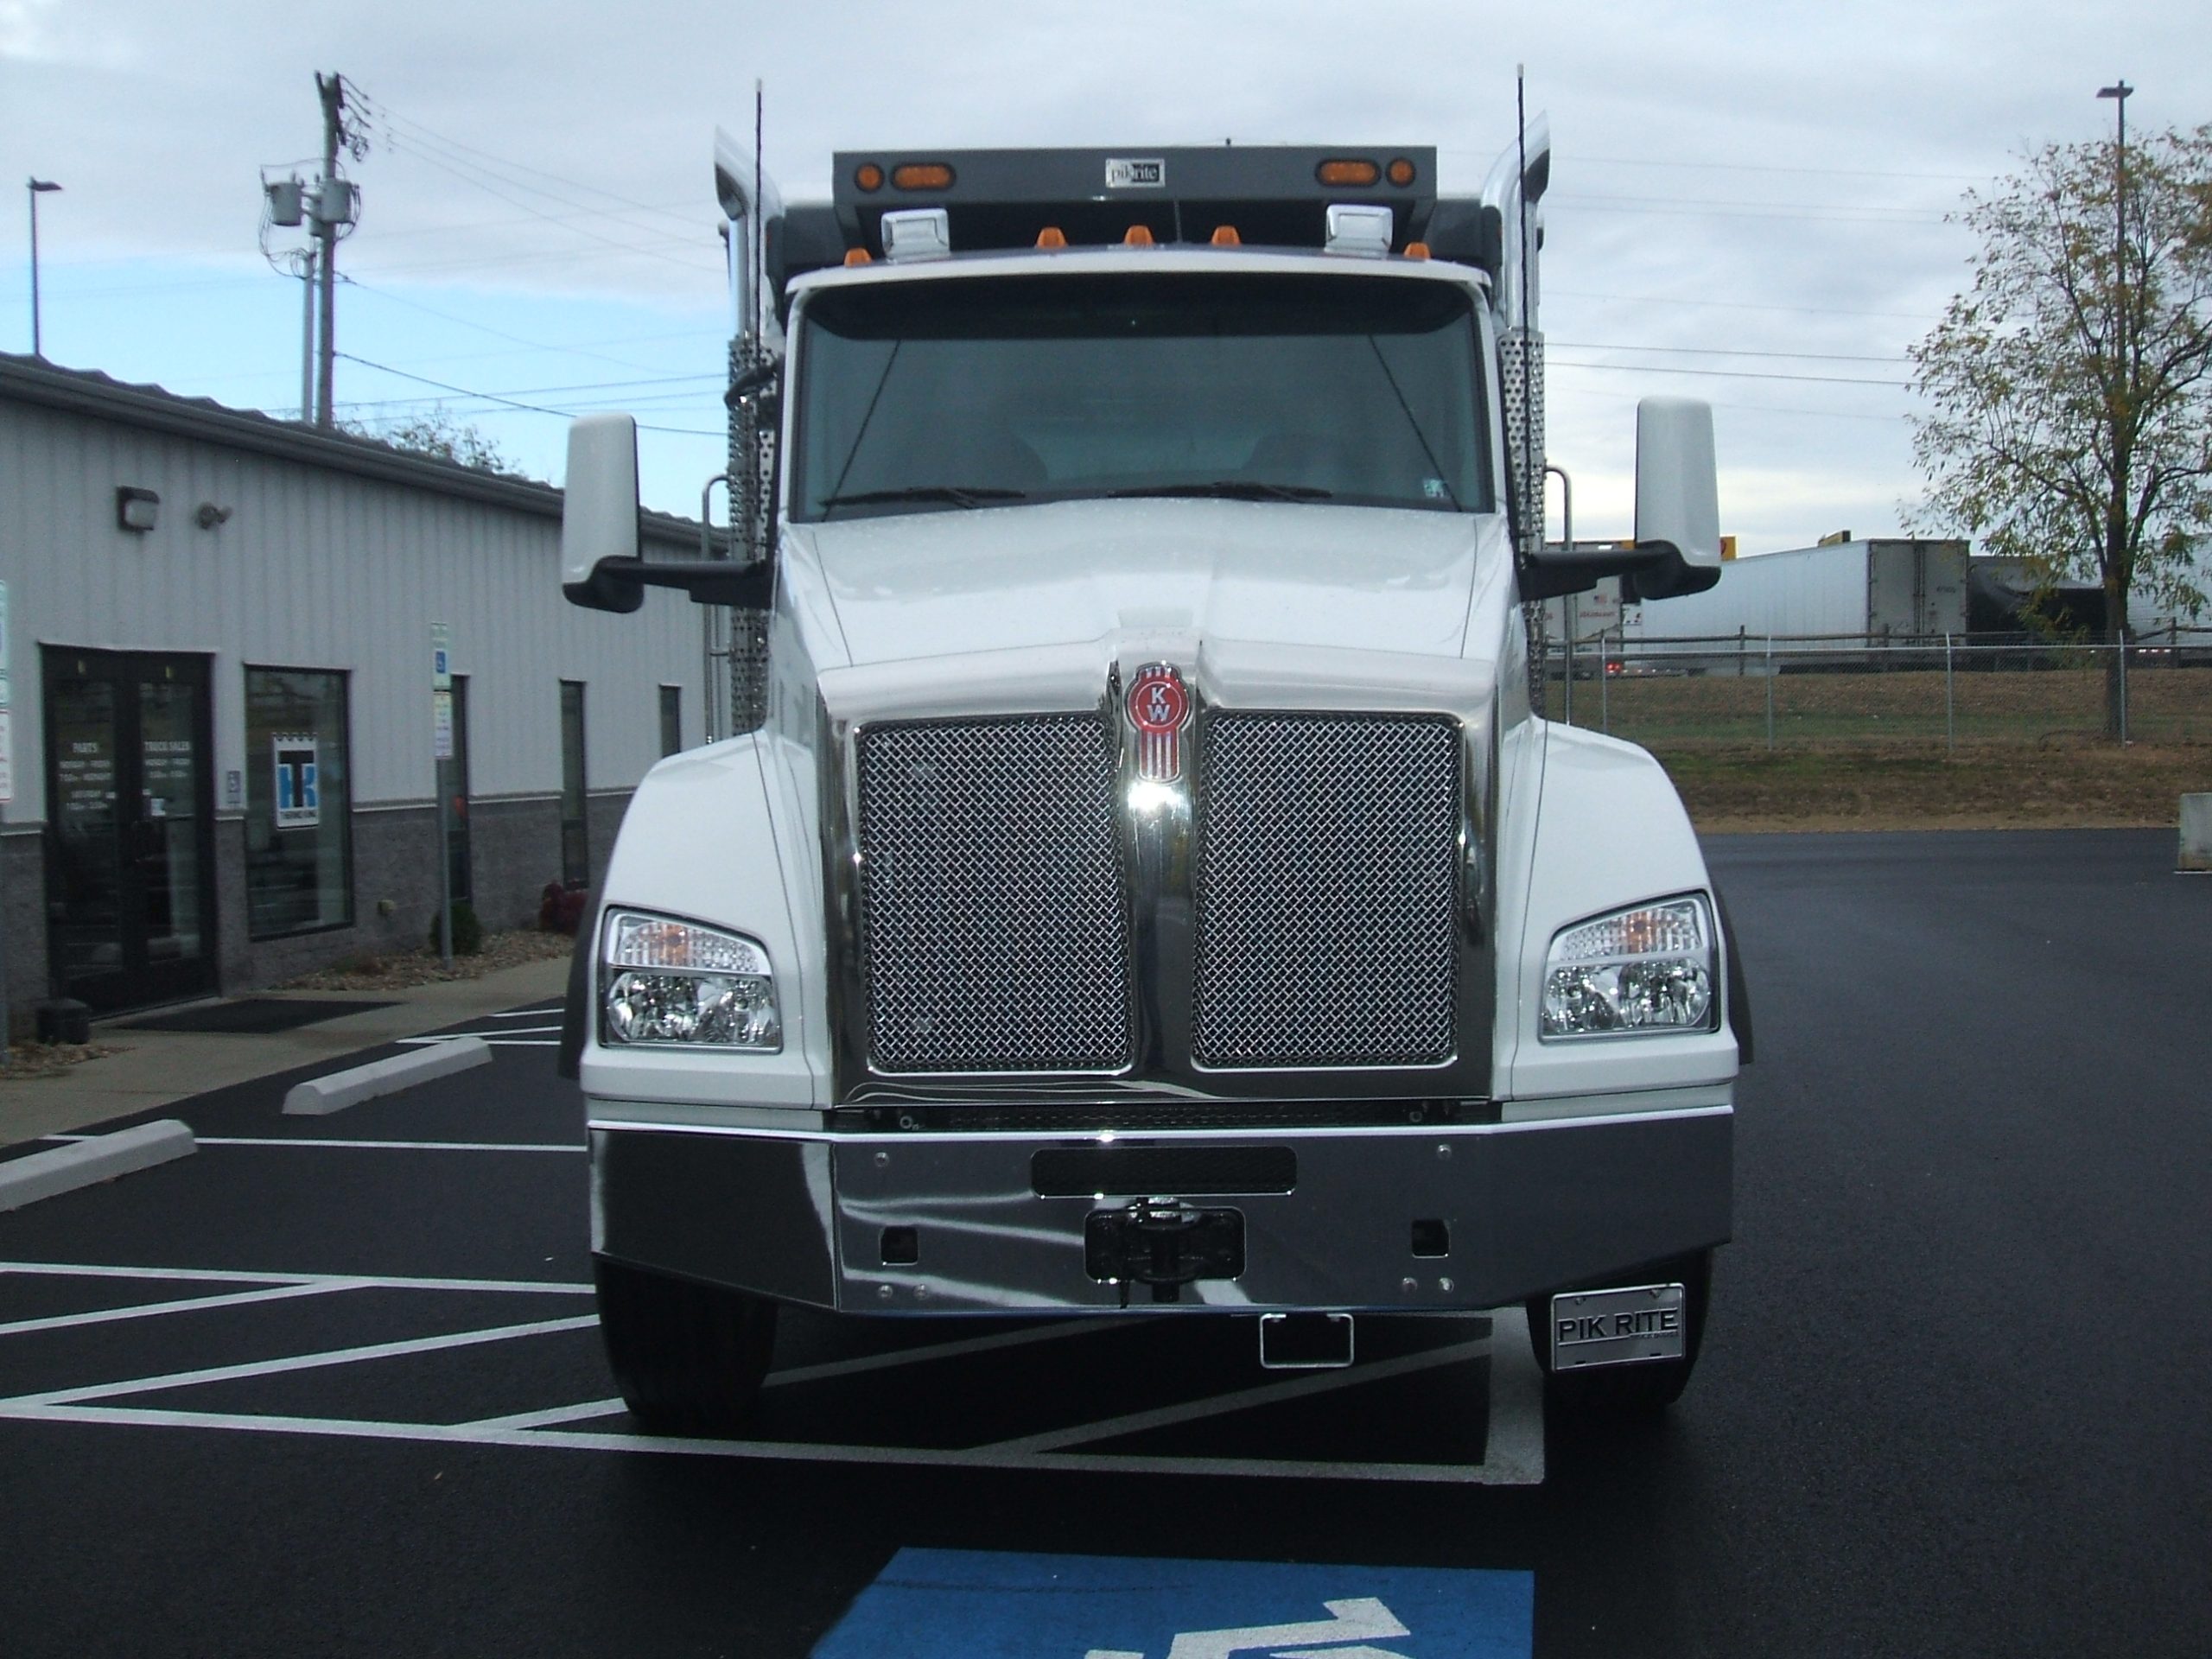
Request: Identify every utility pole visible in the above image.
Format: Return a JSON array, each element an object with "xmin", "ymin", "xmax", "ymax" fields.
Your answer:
[{"xmin": 315, "ymin": 72, "xmax": 344, "ymax": 427}]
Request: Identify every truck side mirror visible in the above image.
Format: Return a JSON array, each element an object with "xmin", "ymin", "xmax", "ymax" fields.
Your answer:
[
  {"xmin": 1625, "ymin": 397, "xmax": 1720, "ymax": 601},
  {"xmin": 563, "ymin": 414, "xmax": 645, "ymax": 613}
]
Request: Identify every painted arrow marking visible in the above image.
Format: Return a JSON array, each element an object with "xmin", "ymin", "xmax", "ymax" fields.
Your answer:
[{"xmin": 1084, "ymin": 1595, "xmax": 1411, "ymax": 1659}]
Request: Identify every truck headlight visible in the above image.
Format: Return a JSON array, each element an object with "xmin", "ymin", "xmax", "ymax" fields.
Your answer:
[
  {"xmin": 1541, "ymin": 896, "xmax": 1715, "ymax": 1039},
  {"xmin": 600, "ymin": 910, "xmax": 781, "ymax": 1051}
]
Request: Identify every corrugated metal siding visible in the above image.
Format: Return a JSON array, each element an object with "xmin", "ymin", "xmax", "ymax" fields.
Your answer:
[{"xmin": 1, "ymin": 398, "xmax": 705, "ymax": 825}]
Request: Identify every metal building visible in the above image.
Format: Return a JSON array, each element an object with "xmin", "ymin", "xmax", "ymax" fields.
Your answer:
[{"xmin": 0, "ymin": 353, "xmax": 711, "ymax": 1025}]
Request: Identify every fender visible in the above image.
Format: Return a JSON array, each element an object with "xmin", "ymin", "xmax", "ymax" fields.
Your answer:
[
  {"xmin": 1502, "ymin": 722, "xmax": 1742, "ymax": 1103},
  {"xmin": 572, "ymin": 733, "xmax": 825, "ymax": 1110}
]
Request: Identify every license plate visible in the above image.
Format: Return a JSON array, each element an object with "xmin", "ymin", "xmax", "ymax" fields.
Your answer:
[{"xmin": 1548, "ymin": 1282, "xmax": 1687, "ymax": 1370}]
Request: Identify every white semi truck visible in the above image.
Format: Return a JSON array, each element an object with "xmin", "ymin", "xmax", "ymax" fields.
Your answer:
[{"xmin": 556, "ymin": 132, "xmax": 1747, "ymax": 1433}]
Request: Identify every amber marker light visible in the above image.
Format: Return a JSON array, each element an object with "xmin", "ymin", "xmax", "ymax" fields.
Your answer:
[
  {"xmin": 1404, "ymin": 241, "xmax": 1431, "ymax": 259},
  {"xmin": 1387, "ymin": 157, "xmax": 1416, "ymax": 187},
  {"xmin": 854, "ymin": 162, "xmax": 884, "ymax": 192},
  {"xmin": 843, "ymin": 247, "xmax": 873, "ymax": 265},
  {"xmin": 1317, "ymin": 159, "xmax": 1381, "ymax": 187},
  {"xmin": 1122, "ymin": 224, "xmax": 1155, "ymax": 246},
  {"xmin": 892, "ymin": 162, "xmax": 955, "ymax": 190},
  {"xmin": 1036, "ymin": 226, "xmax": 1068, "ymax": 248},
  {"xmin": 1210, "ymin": 225, "xmax": 1242, "ymax": 245}
]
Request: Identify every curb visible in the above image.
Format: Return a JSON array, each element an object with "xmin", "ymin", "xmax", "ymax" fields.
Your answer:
[
  {"xmin": 0, "ymin": 1120, "xmax": 198, "ymax": 1212},
  {"xmin": 283, "ymin": 1037, "xmax": 494, "ymax": 1116}
]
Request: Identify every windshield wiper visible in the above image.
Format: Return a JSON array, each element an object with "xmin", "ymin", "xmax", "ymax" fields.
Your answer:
[
  {"xmin": 820, "ymin": 485, "xmax": 1029, "ymax": 512},
  {"xmin": 1105, "ymin": 480, "xmax": 1334, "ymax": 503}
]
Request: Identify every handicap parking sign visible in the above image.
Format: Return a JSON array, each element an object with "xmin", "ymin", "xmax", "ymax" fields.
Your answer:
[{"xmin": 810, "ymin": 1548, "xmax": 1531, "ymax": 1659}]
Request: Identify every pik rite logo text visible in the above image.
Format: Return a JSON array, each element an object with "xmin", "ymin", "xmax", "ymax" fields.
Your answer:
[
  {"xmin": 1105, "ymin": 157, "xmax": 1166, "ymax": 189},
  {"xmin": 1126, "ymin": 664, "xmax": 1192, "ymax": 782}
]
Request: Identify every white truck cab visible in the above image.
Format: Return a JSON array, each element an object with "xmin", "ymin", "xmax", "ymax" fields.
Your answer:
[{"xmin": 557, "ymin": 137, "xmax": 1744, "ymax": 1433}]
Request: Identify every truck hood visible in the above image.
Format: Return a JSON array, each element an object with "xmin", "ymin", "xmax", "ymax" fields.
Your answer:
[{"xmin": 782, "ymin": 498, "xmax": 1494, "ymax": 668}]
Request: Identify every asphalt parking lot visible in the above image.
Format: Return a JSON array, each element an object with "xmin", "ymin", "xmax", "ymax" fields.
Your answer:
[{"xmin": 3, "ymin": 828, "xmax": 2209, "ymax": 1657}]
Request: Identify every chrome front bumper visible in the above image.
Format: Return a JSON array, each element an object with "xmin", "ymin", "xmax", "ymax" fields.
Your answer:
[{"xmin": 588, "ymin": 1103, "xmax": 1732, "ymax": 1314}]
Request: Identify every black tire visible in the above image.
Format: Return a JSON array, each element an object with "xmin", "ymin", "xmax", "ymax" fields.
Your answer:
[
  {"xmin": 593, "ymin": 1255, "xmax": 779, "ymax": 1436},
  {"xmin": 1525, "ymin": 1249, "xmax": 1713, "ymax": 1418}
]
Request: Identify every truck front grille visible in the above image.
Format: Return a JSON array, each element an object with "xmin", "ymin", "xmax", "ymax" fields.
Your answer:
[
  {"xmin": 856, "ymin": 715, "xmax": 1132, "ymax": 1072},
  {"xmin": 1192, "ymin": 714, "xmax": 1459, "ymax": 1069}
]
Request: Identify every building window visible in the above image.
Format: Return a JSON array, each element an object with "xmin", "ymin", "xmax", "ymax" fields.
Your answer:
[
  {"xmin": 245, "ymin": 666, "xmax": 353, "ymax": 938},
  {"xmin": 659, "ymin": 684, "xmax": 683, "ymax": 758},
  {"xmin": 445, "ymin": 676, "xmax": 472, "ymax": 905},
  {"xmin": 560, "ymin": 680, "xmax": 588, "ymax": 887}
]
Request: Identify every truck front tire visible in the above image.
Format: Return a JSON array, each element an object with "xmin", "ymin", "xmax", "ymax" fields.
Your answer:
[
  {"xmin": 593, "ymin": 1255, "xmax": 779, "ymax": 1436},
  {"xmin": 1525, "ymin": 1248, "xmax": 1713, "ymax": 1418}
]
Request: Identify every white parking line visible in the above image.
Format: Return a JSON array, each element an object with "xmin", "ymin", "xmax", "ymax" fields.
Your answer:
[
  {"xmin": 0, "ymin": 1315, "xmax": 602, "ymax": 1410},
  {"xmin": 0, "ymin": 1262, "xmax": 593, "ymax": 1294},
  {"xmin": 0, "ymin": 1279, "xmax": 363, "ymax": 1338},
  {"xmin": 485, "ymin": 1008, "xmax": 563, "ymax": 1020},
  {"xmin": 0, "ymin": 1263, "xmax": 1545, "ymax": 1483},
  {"xmin": 397, "ymin": 1036, "xmax": 559, "ymax": 1048},
  {"xmin": 986, "ymin": 1338, "xmax": 1492, "ymax": 1454},
  {"xmin": 0, "ymin": 1402, "xmax": 1522, "ymax": 1482},
  {"xmin": 45, "ymin": 1135, "xmax": 584, "ymax": 1153}
]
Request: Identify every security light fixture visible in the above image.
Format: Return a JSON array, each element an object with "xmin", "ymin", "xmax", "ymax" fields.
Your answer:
[{"xmin": 116, "ymin": 486, "xmax": 160, "ymax": 533}]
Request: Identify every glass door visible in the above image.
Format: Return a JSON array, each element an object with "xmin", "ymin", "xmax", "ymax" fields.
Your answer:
[{"xmin": 43, "ymin": 649, "xmax": 217, "ymax": 1012}]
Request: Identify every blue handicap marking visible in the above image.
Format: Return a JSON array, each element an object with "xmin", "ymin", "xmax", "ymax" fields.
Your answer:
[{"xmin": 810, "ymin": 1548, "xmax": 1531, "ymax": 1659}]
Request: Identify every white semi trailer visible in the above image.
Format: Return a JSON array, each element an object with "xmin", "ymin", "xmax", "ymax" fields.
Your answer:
[
  {"xmin": 1616, "ymin": 537, "xmax": 1970, "ymax": 645},
  {"xmin": 556, "ymin": 131, "xmax": 1747, "ymax": 1433}
]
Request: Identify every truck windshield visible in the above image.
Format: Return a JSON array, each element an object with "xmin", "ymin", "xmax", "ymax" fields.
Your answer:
[{"xmin": 792, "ymin": 271, "xmax": 1490, "ymax": 522}]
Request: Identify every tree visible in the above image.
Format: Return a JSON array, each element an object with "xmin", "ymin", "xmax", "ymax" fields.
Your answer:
[
  {"xmin": 346, "ymin": 408, "xmax": 522, "ymax": 477},
  {"xmin": 1908, "ymin": 124, "xmax": 2212, "ymax": 734}
]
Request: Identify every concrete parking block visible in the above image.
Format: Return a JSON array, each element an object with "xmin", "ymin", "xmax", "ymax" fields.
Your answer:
[
  {"xmin": 0, "ymin": 1119, "xmax": 197, "ymax": 1212},
  {"xmin": 283, "ymin": 1038, "xmax": 493, "ymax": 1116},
  {"xmin": 2182, "ymin": 794, "xmax": 2211, "ymax": 872}
]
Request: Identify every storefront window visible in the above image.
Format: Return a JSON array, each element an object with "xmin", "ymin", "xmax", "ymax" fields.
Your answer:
[{"xmin": 245, "ymin": 667, "xmax": 353, "ymax": 938}]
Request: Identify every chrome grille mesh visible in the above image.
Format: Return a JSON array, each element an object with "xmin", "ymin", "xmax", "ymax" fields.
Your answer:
[
  {"xmin": 1193, "ymin": 715, "xmax": 1459, "ymax": 1068},
  {"xmin": 856, "ymin": 716, "xmax": 1132, "ymax": 1072}
]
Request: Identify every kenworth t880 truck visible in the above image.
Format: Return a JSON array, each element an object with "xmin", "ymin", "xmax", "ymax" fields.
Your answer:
[{"xmin": 556, "ymin": 130, "xmax": 1745, "ymax": 1433}]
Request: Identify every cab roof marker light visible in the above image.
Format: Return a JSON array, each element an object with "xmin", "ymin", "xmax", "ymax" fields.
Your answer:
[
  {"xmin": 1210, "ymin": 225, "xmax": 1242, "ymax": 245},
  {"xmin": 854, "ymin": 162, "xmax": 884, "ymax": 192},
  {"xmin": 843, "ymin": 246, "xmax": 873, "ymax": 266},
  {"xmin": 891, "ymin": 162, "xmax": 955, "ymax": 191},
  {"xmin": 1404, "ymin": 241, "xmax": 1432, "ymax": 259},
  {"xmin": 1122, "ymin": 223, "xmax": 1155, "ymax": 246},
  {"xmin": 1323, "ymin": 203, "xmax": 1394, "ymax": 257},
  {"xmin": 1036, "ymin": 226, "xmax": 1068, "ymax": 248},
  {"xmin": 1387, "ymin": 157, "xmax": 1417, "ymax": 187},
  {"xmin": 1317, "ymin": 158, "xmax": 1382, "ymax": 187},
  {"xmin": 881, "ymin": 207, "xmax": 951, "ymax": 262}
]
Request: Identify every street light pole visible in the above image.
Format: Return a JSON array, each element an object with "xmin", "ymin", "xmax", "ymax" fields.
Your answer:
[
  {"xmin": 27, "ymin": 178, "xmax": 60, "ymax": 359},
  {"xmin": 2097, "ymin": 79, "xmax": 2135, "ymax": 732}
]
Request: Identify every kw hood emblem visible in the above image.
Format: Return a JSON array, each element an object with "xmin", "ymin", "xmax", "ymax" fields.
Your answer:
[{"xmin": 1127, "ymin": 664, "xmax": 1192, "ymax": 782}]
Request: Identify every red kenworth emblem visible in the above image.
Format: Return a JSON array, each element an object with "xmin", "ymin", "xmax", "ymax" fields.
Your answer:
[{"xmin": 1127, "ymin": 664, "xmax": 1192, "ymax": 782}]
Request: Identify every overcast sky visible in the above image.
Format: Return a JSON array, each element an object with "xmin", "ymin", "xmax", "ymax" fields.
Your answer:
[{"xmin": 4, "ymin": 0, "xmax": 2208, "ymax": 547}]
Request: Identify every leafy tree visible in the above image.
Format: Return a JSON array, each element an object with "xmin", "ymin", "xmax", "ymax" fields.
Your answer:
[
  {"xmin": 346, "ymin": 408, "xmax": 522, "ymax": 477},
  {"xmin": 1908, "ymin": 124, "xmax": 2212, "ymax": 732}
]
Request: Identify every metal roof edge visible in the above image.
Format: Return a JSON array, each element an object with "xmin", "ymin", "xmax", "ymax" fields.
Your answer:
[{"xmin": 0, "ymin": 352, "xmax": 709, "ymax": 552}]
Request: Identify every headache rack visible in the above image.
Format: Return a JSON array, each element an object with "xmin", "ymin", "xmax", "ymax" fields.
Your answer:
[{"xmin": 747, "ymin": 144, "xmax": 1510, "ymax": 320}]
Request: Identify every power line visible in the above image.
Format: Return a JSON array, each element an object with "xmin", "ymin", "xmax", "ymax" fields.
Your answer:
[
  {"xmin": 1551, "ymin": 340, "xmax": 1910, "ymax": 365},
  {"xmin": 1548, "ymin": 358, "xmax": 1908, "ymax": 388},
  {"xmin": 340, "ymin": 275, "xmax": 694, "ymax": 374},
  {"xmin": 1549, "ymin": 286, "xmax": 1939, "ymax": 322},
  {"xmin": 1549, "ymin": 194, "xmax": 1950, "ymax": 226},
  {"xmin": 374, "ymin": 133, "xmax": 721, "ymax": 276},
  {"xmin": 355, "ymin": 92, "xmax": 704, "ymax": 235},
  {"xmin": 334, "ymin": 351, "xmax": 722, "ymax": 435}
]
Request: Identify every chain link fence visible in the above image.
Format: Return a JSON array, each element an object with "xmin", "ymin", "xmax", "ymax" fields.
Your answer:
[{"xmin": 1541, "ymin": 630, "xmax": 2212, "ymax": 748}]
